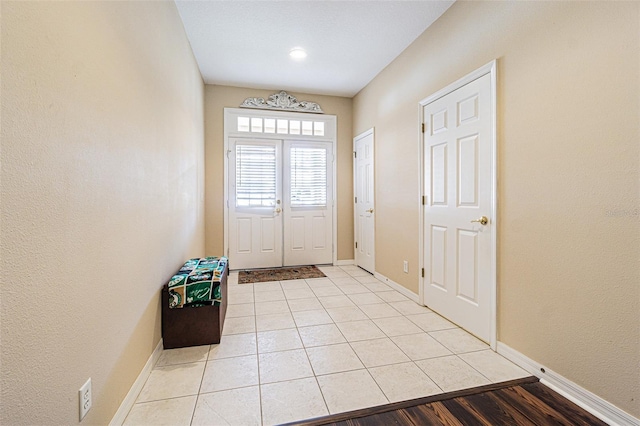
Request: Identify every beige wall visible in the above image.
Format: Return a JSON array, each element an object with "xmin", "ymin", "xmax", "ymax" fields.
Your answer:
[
  {"xmin": 1, "ymin": 2, "xmax": 204, "ymax": 424},
  {"xmin": 204, "ymin": 85, "xmax": 354, "ymax": 262},
  {"xmin": 353, "ymin": 1, "xmax": 639, "ymax": 418}
]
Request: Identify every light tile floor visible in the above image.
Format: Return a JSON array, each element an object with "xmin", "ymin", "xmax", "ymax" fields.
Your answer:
[{"xmin": 124, "ymin": 265, "xmax": 529, "ymax": 426}]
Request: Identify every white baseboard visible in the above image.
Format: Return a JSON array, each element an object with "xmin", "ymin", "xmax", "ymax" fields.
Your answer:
[
  {"xmin": 497, "ymin": 342, "xmax": 639, "ymax": 426},
  {"xmin": 373, "ymin": 272, "xmax": 419, "ymax": 303},
  {"xmin": 110, "ymin": 339, "xmax": 164, "ymax": 426},
  {"xmin": 334, "ymin": 259, "xmax": 355, "ymax": 266}
]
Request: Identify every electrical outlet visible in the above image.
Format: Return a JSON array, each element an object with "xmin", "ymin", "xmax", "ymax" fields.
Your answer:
[
  {"xmin": 79, "ymin": 378, "xmax": 92, "ymax": 421},
  {"xmin": 403, "ymin": 260, "xmax": 409, "ymax": 273}
]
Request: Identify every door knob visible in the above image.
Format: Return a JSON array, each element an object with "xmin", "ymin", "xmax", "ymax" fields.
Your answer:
[
  {"xmin": 366, "ymin": 208, "xmax": 374, "ymax": 213},
  {"xmin": 470, "ymin": 216, "xmax": 489, "ymax": 226},
  {"xmin": 275, "ymin": 208, "xmax": 282, "ymax": 213}
]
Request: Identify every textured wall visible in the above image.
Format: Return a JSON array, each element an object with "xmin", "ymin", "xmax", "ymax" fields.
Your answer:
[
  {"xmin": 204, "ymin": 85, "xmax": 354, "ymax": 262},
  {"xmin": 1, "ymin": 2, "xmax": 204, "ymax": 424},
  {"xmin": 353, "ymin": 1, "xmax": 639, "ymax": 418}
]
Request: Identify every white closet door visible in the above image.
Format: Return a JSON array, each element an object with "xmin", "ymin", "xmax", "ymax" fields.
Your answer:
[
  {"xmin": 354, "ymin": 130, "xmax": 375, "ymax": 273},
  {"xmin": 423, "ymin": 73, "xmax": 493, "ymax": 342}
]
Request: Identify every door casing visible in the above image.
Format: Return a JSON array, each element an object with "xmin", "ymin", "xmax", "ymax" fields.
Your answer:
[
  {"xmin": 223, "ymin": 108, "xmax": 337, "ymax": 269},
  {"xmin": 418, "ymin": 60, "xmax": 498, "ymax": 350}
]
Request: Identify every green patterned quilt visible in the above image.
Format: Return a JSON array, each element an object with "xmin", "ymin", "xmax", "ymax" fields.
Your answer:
[{"xmin": 168, "ymin": 257, "xmax": 228, "ymax": 309}]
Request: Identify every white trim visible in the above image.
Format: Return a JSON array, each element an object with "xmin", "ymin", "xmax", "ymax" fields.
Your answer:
[
  {"xmin": 333, "ymin": 259, "xmax": 355, "ymax": 266},
  {"xmin": 353, "ymin": 128, "xmax": 375, "ymax": 274},
  {"xmin": 332, "ymin": 130, "xmax": 338, "ymax": 266},
  {"xmin": 417, "ymin": 101, "xmax": 425, "ymax": 308},
  {"xmin": 374, "ymin": 271, "xmax": 419, "ymax": 303},
  {"xmin": 109, "ymin": 339, "xmax": 163, "ymax": 426},
  {"xmin": 418, "ymin": 60, "xmax": 498, "ymax": 350},
  {"xmin": 497, "ymin": 342, "xmax": 639, "ymax": 426},
  {"xmin": 223, "ymin": 108, "xmax": 338, "ymax": 266}
]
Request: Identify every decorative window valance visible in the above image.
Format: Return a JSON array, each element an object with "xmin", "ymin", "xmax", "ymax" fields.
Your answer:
[{"xmin": 240, "ymin": 91, "xmax": 323, "ymax": 114}]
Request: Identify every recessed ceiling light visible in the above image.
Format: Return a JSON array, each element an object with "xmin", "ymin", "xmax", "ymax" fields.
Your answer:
[{"xmin": 289, "ymin": 47, "xmax": 307, "ymax": 60}]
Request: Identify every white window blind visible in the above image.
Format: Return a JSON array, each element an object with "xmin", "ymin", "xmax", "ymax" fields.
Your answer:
[
  {"xmin": 290, "ymin": 147, "xmax": 327, "ymax": 207},
  {"xmin": 236, "ymin": 145, "xmax": 276, "ymax": 207}
]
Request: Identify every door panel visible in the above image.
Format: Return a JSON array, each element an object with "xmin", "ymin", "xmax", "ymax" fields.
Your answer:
[
  {"xmin": 430, "ymin": 225, "xmax": 447, "ymax": 290},
  {"xmin": 423, "ymin": 73, "xmax": 492, "ymax": 342},
  {"xmin": 260, "ymin": 217, "xmax": 276, "ymax": 252},
  {"xmin": 431, "ymin": 143, "xmax": 447, "ymax": 205},
  {"xmin": 354, "ymin": 130, "xmax": 375, "ymax": 273},
  {"xmin": 312, "ymin": 217, "xmax": 326, "ymax": 249},
  {"xmin": 236, "ymin": 218, "xmax": 252, "ymax": 253},
  {"xmin": 456, "ymin": 229, "xmax": 478, "ymax": 303},
  {"xmin": 458, "ymin": 135, "xmax": 479, "ymax": 206},
  {"xmin": 290, "ymin": 216, "xmax": 306, "ymax": 251}
]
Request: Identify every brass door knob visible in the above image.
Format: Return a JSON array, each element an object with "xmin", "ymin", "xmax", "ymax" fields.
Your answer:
[
  {"xmin": 470, "ymin": 216, "xmax": 489, "ymax": 226},
  {"xmin": 275, "ymin": 208, "xmax": 282, "ymax": 213},
  {"xmin": 366, "ymin": 208, "xmax": 374, "ymax": 213}
]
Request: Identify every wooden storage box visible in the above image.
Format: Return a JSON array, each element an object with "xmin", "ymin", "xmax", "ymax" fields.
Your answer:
[{"xmin": 161, "ymin": 264, "xmax": 228, "ymax": 349}]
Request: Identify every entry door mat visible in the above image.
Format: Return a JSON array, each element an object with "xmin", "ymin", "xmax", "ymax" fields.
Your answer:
[{"xmin": 238, "ymin": 265, "xmax": 326, "ymax": 284}]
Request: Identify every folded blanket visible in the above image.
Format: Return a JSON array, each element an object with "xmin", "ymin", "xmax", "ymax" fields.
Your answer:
[{"xmin": 168, "ymin": 257, "xmax": 228, "ymax": 308}]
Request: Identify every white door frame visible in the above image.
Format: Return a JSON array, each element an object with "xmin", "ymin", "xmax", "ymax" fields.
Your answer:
[
  {"xmin": 418, "ymin": 60, "xmax": 498, "ymax": 350},
  {"xmin": 223, "ymin": 108, "xmax": 338, "ymax": 269},
  {"xmin": 353, "ymin": 128, "xmax": 375, "ymax": 273}
]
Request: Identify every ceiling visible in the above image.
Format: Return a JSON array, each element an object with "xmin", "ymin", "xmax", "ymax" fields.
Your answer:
[{"xmin": 175, "ymin": 1, "xmax": 455, "ymax": 98}]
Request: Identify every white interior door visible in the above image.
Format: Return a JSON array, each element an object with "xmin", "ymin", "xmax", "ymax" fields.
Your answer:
[
  {"xmin": 422, "ymin": 73, "xmax": 493, "ymax": 342},
  {"xmin": 354, "ymin": 130, "xmax": 375, "ymax": 273},
  {"xmin": 283, "ymin": 141, "xmax": 333, "ymax": 266},
  {"xmin": 229, "ymin": 138, "xmax": 283, "ymax": 269}
]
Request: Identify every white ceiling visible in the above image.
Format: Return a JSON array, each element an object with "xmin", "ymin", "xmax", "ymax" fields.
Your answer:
[{"xmin": 175, "ymin": 1, "xmax": 455, "ymax": 97}]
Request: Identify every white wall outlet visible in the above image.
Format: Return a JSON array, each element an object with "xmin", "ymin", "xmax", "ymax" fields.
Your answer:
[
  {"xmin": 403, "ymin": 260, "xmax": 409, "ymax": 273},
  {"xmin": 79, "ymin": 378, "xmax": 92, "ymax": 421}
]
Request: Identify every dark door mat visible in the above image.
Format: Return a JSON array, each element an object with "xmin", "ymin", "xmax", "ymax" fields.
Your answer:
[{"xmin": 238, "ymin": 265, "xmax": 326, "ymax": 284}]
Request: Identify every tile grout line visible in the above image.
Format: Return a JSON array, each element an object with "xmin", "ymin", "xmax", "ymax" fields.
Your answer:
[
  {"xmin": 253, "ymin": 281, "xmax": 265, "ymax": 426},
  {"xmin": 188, "ymin": 344, "xmax": 211, "ymax": 426},
  {"xmin": 299, "ymin": 314, "xmax": 333, "ymax": 419}
]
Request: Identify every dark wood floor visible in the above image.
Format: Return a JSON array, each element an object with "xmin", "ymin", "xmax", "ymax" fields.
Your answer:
[{"xmin": 285, "ymin": 377, "xmax": 608, "ymax": 426}]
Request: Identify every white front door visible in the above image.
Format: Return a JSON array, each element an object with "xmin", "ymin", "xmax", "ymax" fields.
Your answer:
[
  {"xmin": 354, "ymin": 129, "xmax": 375, "ymax": 273},
  {"xmin": 229, "ymin": 138, "xmax": 333, "ymax": 269},
  {"xmin": 283, "ymin": 140, "xmax": 334, "ymax": 266},
  {"xmin": 422, "ymin": 72, "xmax": 494, "ymax": 342},
  {"xmin": 229, "ymin": 138, "xmax": 283, "ymax": 269}
]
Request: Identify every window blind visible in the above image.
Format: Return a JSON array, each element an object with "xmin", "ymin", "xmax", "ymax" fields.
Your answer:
[
  {"xmin": 290, "ymin": 147, "xmax": 327, "ymax": 207},
  {"xmin": 236, "ymin": 145, "xmax": 276, "ymax": 207}
]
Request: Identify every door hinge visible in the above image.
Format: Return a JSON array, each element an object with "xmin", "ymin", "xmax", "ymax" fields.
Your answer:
[
  {"xmin": 421, "ymin": 268, "xmax": 425, "ymax": 278},
  {"xmin": 355, "ymin": 242, "xmax": 358, "ymax": 249},
  {"xmin": 421, "ymin": 123, "xmax": 425, "ymax": 133},
  {"xmin": 422, "ymin": 195, "xmax": 426, "ymax": 205},
  {"xmin": 226, "ymin": 149, "xmax": 231, "ymax": 158},
  {"xmin": 355, "ymin": 196, "xmax": 357, "ymax": 204}
]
